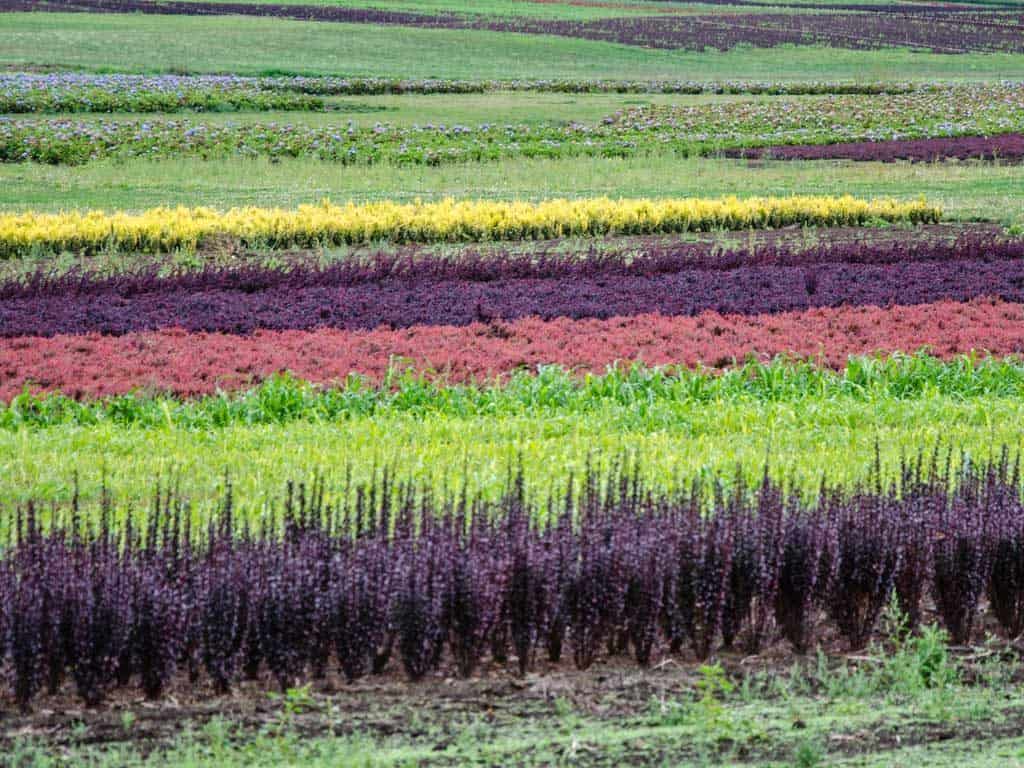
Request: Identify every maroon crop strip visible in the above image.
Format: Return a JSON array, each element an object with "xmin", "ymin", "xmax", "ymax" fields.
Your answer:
[
  {"xmin": 730, "ymin": 134, "xmax": 1024, "ymax": 163},
  {"xmin": 6, "ymin": 256, "xmax": 1024, "ymax": 338},
  {"xmin": 2, "ymin": 298, "xmax": 1022, "ymax": 399},
  {"xmin": 4, "ymin": 230, "xmax": 1021, "ymax": 338}
]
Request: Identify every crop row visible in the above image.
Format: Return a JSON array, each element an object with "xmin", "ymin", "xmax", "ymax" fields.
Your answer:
[
  {"xmin": 16, "ymin": 0, "xmax": 1024, "ymax": 54},
  {"xmin": 2, "ymin": 457, "xmax": 1022, "ymax": 709},
  {"xmin": 0, "ymin": 223, "xmax": 1001, "ymax": 296},
  {"xmin": 730, "ymin": 133, "xmax": 1024, "ymax": 163},
  {"xmin": 6, "ymin": 382, "xmax": 1024, "ymax": 525},
  {"xmin": 4, "ymin": 84, "xmax": 1021, "ymax": 166},
  {"xmin": 650, "ymin": 0, "xmax": 1023, "ymax": 13},
  {"xmin": 0, "ymin": 73, "xmax": 325, "ymax": 115},
  {"xmin": 487, "ymin": 11, "xmax": 1024, "ymax": 55},
  {"xmin": 606, "ymin": 85, "xmax": 1024, "ymax": 147},
  {"xmin": 0, "ymin": 353, "xmax": 1022, "ymax": 431},
  {"xmin": 4, "ymin": 231, "xmax": 1023, "ymax": 337},
  {"xmin": 0, "ymin": 195, "xmax": 937, "ymax": 258},
  {"xmin": 3, "ymin": 298, "xmax": 1019, "ymax": 400},
  {"xmin": 0, "ymin": 72, "xmax": 936, "ymax": 113},
  {"xmin": 4, "ymin": 224, "xmax": 1000, "ymax": 298},
  {"xmin": 267, "ymin": 77, "xmax": 929, "ymax": 97}
]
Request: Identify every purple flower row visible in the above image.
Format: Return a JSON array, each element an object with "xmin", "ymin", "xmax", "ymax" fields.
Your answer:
[
  {"xmin": 4, "ymin": 229, "xmax": 1023, "ymax": 337},
  {"xmin": 2, "ymin": 455, "xmax": 1021, "ymax": 709}
]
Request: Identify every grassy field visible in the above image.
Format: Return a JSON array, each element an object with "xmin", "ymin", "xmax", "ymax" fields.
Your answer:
[
  {"xmin": 7, "ymin": 13, "xmax": 1024, "ymax": 81},
  {"xmin": 2, "ymin": 155, "xmax": 1019, "ymax": 225}
]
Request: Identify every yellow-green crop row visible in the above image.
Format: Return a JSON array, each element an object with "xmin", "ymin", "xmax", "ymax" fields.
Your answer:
[{"xmin": 0, "ymin": 195, "xmax": 940, "ymax": 257}]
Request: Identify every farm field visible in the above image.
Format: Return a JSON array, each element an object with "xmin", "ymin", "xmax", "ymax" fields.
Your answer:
[{"xmin": 2, "ymin": 0, "xmax": 1024, "ymax": 765}]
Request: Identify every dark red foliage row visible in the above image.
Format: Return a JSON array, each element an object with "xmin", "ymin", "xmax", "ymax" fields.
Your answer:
[
  {"xmin": 14, "ymin": 0, "xmax": 1024, "ymax": 53},
  {"xmin": 2, "ymin": 298, "xmax": 1022, "ymax": 399},
  {"xmin": 5, "ymin": 231, "xmax": 1022, "ymax": 338},
  {"xmin": 731, "ymin": 133, "xmax": 1024, "ymax": 163},
  {"xmin": 2, "ymin": 456, "xmax": 1022, "ymax": 710}
]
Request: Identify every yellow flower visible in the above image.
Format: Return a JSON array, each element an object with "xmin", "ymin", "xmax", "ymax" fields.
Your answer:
[{"xmin": 0, "ymin": 196, "xmax": 941, "ymax": 258}]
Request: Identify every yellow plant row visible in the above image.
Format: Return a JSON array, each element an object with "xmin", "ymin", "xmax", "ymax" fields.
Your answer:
[{"xmin": 0, "ymin": 196, "xmax": 940, "ymax": 257}]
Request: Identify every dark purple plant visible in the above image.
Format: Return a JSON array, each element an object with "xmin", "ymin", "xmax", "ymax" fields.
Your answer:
[
  {"xmin": 664, "ymin": 488, "xmax": 734, "ymax": 661},
  {"xmin": 826, "ymin": 490, "xmax": 901, "ymax": 650},
  {"xmin": 68, "ymin": 564, "xmax": 128, "ymax": 707},
  {"xmin": 774, "ymin": 504, "xmax": 831, "ymax": 654},
  {"xmin": 720, "ymin": 473, "xmax": 785, "ymax": 653},
  {"xmin": 392, "ymin": 534, "xmax": 446, "ymax": 682},
  {"xmin": 328, "ymin": 539, "xmax": 391, "ymax": 683},
  {"xmin": 198, "ymin": 557, "xmax": 247, "ymax": 694},
  {"xmin": 983, "ymin": 457, "xmax": 1024, "ymax": 637},
  {"xmin": 131, "ymin": 574, "xmax": 182, "ymax": 700},
  {"xmin": 929, "ymin": 463, "xmax": 994, "ymax": 646},
  {"xmin": 9, "ymin": 577, "xmax": 45, "ymax": 712}
]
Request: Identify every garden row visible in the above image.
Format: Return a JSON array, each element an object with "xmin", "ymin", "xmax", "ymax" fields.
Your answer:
[
  {"xmin": 2, "ymin": 456, "xmax": 1022, "ymax": 710},
  {"xmin": 0, "ymin": 195, "xmax": 935, "ymax": 257},
  {"xmin": 4, "ymin": 228, "xmax": 1022, "ymax": 337},
  {"xmin": 0, "ymin": 72, "xmax": 936, "ymax": 114},
  {"xmin": 0, "ymin": 353, "xmax": 1021, "ymax": 430},
  {"xmin": 6, "ymin": 300, "xmax": 1020, "ymax": 400},
  {"xmin": 650, "ymin": 0, "xmax": 1023, "ymax": 12},
  {"xmin": 4, "ymin": 363, "xmax": 1022, "ymax": 520},
  {"xmin": 5, "ymin": 84, "xmax": 1022, "ymax": 166},
  {"xmin": 13, "ymin": 0, "xmax": 1024, "ymax": 54},
  {"xmin": 730, "ymin": 133, "xmax": 1024, "ymax": 162}
]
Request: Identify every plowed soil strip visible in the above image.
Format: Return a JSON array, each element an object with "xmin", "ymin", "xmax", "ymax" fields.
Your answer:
[{"xmin": 3, "ymin": 298, "xmax": 1021, "ymax": 399}]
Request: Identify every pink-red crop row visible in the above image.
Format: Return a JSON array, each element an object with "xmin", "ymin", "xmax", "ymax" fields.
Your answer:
[
  {"xmin": 4, "ymin": 231, "xmax": 1022, "ymax": 338},
  {"xmin": 2, "ymin": 299, "xmax": 1021, "ymax": 399}
]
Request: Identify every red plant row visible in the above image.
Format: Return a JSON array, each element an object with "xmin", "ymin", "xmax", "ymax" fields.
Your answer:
[
  {"xmin": 730, "ymin": 133, "xmax": 1024, "ymax": 163},
  {"xmin": 2, "ymin": 298, "xmax": 1021, "ymax": 399}
]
